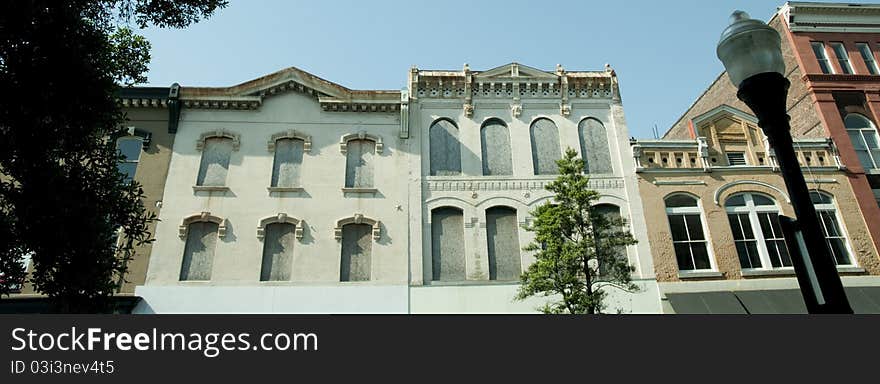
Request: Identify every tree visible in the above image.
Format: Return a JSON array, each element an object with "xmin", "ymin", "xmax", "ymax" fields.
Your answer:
[
  {"xmin": 516, "ymin": 148, "xmax": 639, "ymax": 314},
  {"xmin": 0, "ymin": 1, "xmax": 228, "ymax": 312}
]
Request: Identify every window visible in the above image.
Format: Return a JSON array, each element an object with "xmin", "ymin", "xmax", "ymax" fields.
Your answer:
[
  {"xmin": 271, "ymin": 139, "xmax": 304, "ymax": 188},
  {"xmin": 196, "ymin": 137, "xmax": 233, "ymax": 186},
  {"xmin": 486, "ymin": 206, "xmax": 520, "ymax": 280},
  {"xmin": 344, "ymin": 139, "xmax": 375, "ymax": 188},
  {"xmin": 340, "ymin": 223, "xmax": 372, "ymax": 281},
  {"xmin": 845, "ymin": 113, "xmax": 880, "ymax": 170},
  {"xmin": 831, "ymin": 42, "xmax": 853, "ymax": 74},
  {"xmin": 260, "ymin": 223, "xmax": 295, "ymax": 281},
  {"xmin": 180, "ymin": 221, "xmax": 219, "ymax": 281},
  {"xmin": 812, "ymin": 42, "xmax": 834, "ymax": 74},
  {"xmin": 481, "ymin": 119, "xmax": 513, "ymax": 176},
  {"xmin": 857, "ymin": 43, "xmax": 879, "ymax": 75},
  {"xmin": 530, "ymin": 118, "xmax": 561, "ymax": 175},
  {"xmin": 665, "ymin": 195, "xmax": 712, "ymax": 271},
  {"xmin": 578, "ymin": 118, "xmax": 613, "ymax": 174},
  {"xmin": 811, "ymin": 191, "xmax": 853, "ymax": 266},
  {"xmin": 116, "ymin": 137, "xmax": 142, "ymax": 183},
  {"xmin": 431, "ymin": 207, "xmax": 466, "ymax": 281},
  {"xmin": 725, "ymin": 193, "xmax": 791, "ymax": 270},
  {"xmin": 429, "ymin": 119, "xmax": 462, "ymax": 176},
  {"xmin": 726, "ymin": 152, "xmax": 747, "ymax": 166},
  {"xmin": 593, "ymin": 203, "xmax": 628, "ymax": 275}
]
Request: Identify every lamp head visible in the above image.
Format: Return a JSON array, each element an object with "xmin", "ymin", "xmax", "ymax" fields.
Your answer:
[{"xmin": 717, "ymin": 11, "xmax": 785, "ymax": 88}]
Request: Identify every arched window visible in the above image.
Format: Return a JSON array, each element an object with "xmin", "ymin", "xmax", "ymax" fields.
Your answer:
[
  {"xmin": 344, "ymin": 139, "xmax": 375, "ymax": 188},
  {"xmin": 845, "ymin": 113, "xmax": 880, "ymax": 170},
  {"xmin": 340, "ymin": 223, "xmax": 372, "ymax": 281},
  {"xmin": 579, "ymin": 118, "xmax": 613, "ymax": 174},
  {"xmin": 270, "ymin": 138, "xmax": 305, "ymax": 188},
  {"xmin": 665, "ymin": 194, "xmax": 712, "ymax": 271},
  {"xmin": 180, "ymin": 221, "xmax": 219, "ymax": 281},
  {"xmin": 431, "ymin": 207, "xmax": 465, "ymax": 281},
  {"xmin": 197, "ymin": 137, "xmax": 234, "ymax": 186},
  {"xmin": 486, "ymin": 206, "xmax": 520, "ymax": 280},
  {"xmin": 260, "ymin": 223, "xmax": 296, "ymax": 281},
  {"xmin": 116, "ymin": 136, "xmax": 143, "ymax": 183},
  {"xmin": 481, "ymin": 119, "xmax": 513, "ymax": 176},
  {"xmin": 593, "ymin": 203, "xmax": 627, "ymax": 275},
  {"xmin": 811, "ymin": 191, "xmax": 853, "ymax": 266},
  {"xmin": 725, "ymin": 193, "xmax": 791, "ymax": 270},
  {"xmin": 530, "ymin": 118, "xmax": 561, "ymax": 175},
  {"xmin": 429, "ymin": 119, "xmax": 462, "ymax": 176}
]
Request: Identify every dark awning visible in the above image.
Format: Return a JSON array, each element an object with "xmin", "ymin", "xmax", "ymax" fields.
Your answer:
[{"xmin": 666, "ymin": 287, "xmax": 880, "ymax": 314}]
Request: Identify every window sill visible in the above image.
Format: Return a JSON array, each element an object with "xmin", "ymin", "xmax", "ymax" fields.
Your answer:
[
  {"xmin": 267, "ymin": 187, "xmax": 304, "ymax": 193},
  {"xmin": 677, "ymin": 270, "xmax": 723, "ymax": 279},
  {"xmin": 342, "ymin": 187, "xmax": 378, "ymax": 193},
  {"xmin": 192, "ymin": 185, "xmax": 230, "ymax": 192},
  {"xmin": 424, "ymin": 280, "xmax": 521, "ymax": 287},
  {"xmin": 741, "ymin": 268, "xmax": 796, "ymax": 277},
  {"xmin": 836, "ymin": 265, "xmax": 866, "ymax": 274}
]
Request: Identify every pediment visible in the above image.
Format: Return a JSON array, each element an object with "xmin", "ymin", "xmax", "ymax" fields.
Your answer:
[{"xmin": 474, "ymin": 63, "xmax": 559, "ymax": 80}]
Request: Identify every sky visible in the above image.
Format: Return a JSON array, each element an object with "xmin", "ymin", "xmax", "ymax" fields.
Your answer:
[{"xmin": 135, "ymin": 0, "xmax": 850, "ymax": 139}]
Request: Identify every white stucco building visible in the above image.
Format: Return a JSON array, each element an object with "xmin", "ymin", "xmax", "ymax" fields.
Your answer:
[{"xmin": 134, "ymin": 63, "xmax": 661, "ymax": 313}]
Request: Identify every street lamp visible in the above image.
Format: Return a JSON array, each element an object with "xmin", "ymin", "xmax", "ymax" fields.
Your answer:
[{"xmin": 717, "ymin": 11, "xmax": 853, "ymax": 314}]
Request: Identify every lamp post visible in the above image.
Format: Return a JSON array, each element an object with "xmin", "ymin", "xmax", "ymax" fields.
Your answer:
[{"xmin": 717, "ymin": 11, "xmax": 853, "ymax": 314}]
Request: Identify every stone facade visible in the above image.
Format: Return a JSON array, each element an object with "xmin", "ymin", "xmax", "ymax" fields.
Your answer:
[{"xmin": 134, "ymin": 63, "xmax": 662, "ymax": 313}]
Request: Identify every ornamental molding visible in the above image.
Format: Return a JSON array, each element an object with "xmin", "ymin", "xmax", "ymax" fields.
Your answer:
[
  {"xmin": 425, "ymin": 177, "xmax": 625, "ymax": 192},
  {"xmin": 179, "ymin": 212, "xmax": 227, "ymax": 239},
  {"xmin": 196, "ymin": 129, "xmax": 241, "ymax": 151},
  {"xmin": 268, "ymin": 130, "xmax": 311, "ymax": 152},
  {"xmin": 256, "ymin": 213, "xmax": 304, "ymax": 241},
  {"xmin": 713, "ymin": 180, "xmax": 791, "ymax": 205},
  {"xmin": 334, "ymin": 214, "xmax": 381, "ymax": 241},
  {"xmin": 339, "ymin": 131, "xmax": 384, "ymax": 154}
]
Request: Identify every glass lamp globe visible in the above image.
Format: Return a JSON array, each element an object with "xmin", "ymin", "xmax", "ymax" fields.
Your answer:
[{"xmin": 717, "ymin": 11, "xmax": 786, "ymax": 88}]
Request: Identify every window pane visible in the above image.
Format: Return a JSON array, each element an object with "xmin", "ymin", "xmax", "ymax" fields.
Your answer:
[
  {"xmin": 271, "ymin": 139, "xmax": 304, "ymax": 188},
  {"xmin": 260, "ymin": 223, "xmax": 295, "ymax": 281},
  {"xmin": 812, "ymin": 42, "xmax": 833, "ymax": 74},
  {"xmin": 810, "ymin": 191, "xmax": 831, "ymax": 204},
  {"xmin": 857, "ymin": 43, "xmax": 879, "ymax": 75},
  {"xmin": 845, "ymin": 114, "xmax": 874, "ymax": 129},
  {"xmin": 828, "ymin": 238, "xmax": 851, "ymax": 265},
  {"xmin": 668, "ymin": 215, "xmax": 688, "ymax": 241},
  {"xmin": 752, "ymin": 194, "xmax": 775, "ymax": 206},
  {"xmin": 117, "ymin": 139, "xmax": 142, "ymax": 161},
  {"xmin": 684, "ymin": 214, "xmax": 705, "ymax": 240},
  {"xmin": 197, "ymin": 137, "xmax": 233, "ymax": 186},
  {"xmin": 674, "ymin": 243, "xmax": 694, "ymax": 270},
  {"xmin": 725, "ymin": 194, "xmax": 746, "ymax": 207},
  {"xmin": 863, "ymin": 131, "xmax": 879, "ymax": 149},
  {"xmin": 738, "ymin": 214, "xmax": 755, "ymax": 239},
  {"xmin": 819, "ymin": 211, "xmax": 841, "ymax": 237},
  {"xmin": 832, "ymin": 43, "xmax": 853, "ymax": 74},
  {"xmin": 691, "ymin": 243, "xmax": 711, "ymax": 270},
  {"xmin": 117, "ymin": 162, "xmax": 137, "ymax": 182},
  {"xmin": 849, "ymin": 131, "xmax": 867, "ymax": 149},
  {"xmin": 728, "ymin": 214, "xmax": 744, "ymax": 240},
  {"xmin": 665, "ymin": 194, "xmax": 698, "ymax": 208}
]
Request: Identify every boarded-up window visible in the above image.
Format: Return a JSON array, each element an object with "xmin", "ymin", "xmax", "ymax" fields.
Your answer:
[
  {"xmin": 530, "ymin": 118, "xmax": 561, "ymax": 175},
  {"xmin": 197, "ymin": 137, "xmax": 233, "ymax": 186},
  {"xmin": 260, "ymin": 223, "xmax": 295, "ymax": 281},
  {"xmin": 430, "ymin": 119, "xmax": 462, "ymax": 176},
  {"xmin": 179, "ymin": 222, "xmax": 218, "ymax": 281},
  {"xmin": 340, "ymin": 224, "xmax": 372, "ymax": 281},
  {"xmin": 486, "ymin": 206, "xmax": 521, "ymax": 280},
  {"xmin": 594, "ymin": 204, "xmax": 627, "ymax": 275},
  {"xmin": 345, "ymin": 140, "xmax": 375, "ymax": 188},
  {"xmin": 579, "ymin": 118, "xmax": 612, "ymax": 174},
  {"xmin": 271, "ymin": 139, "xmax": 304, "ymax": 188},
  {"xmin": 481, "ymin": 120, "xmax": 513, "ymax": 176},
  {"xmin": 431, "ymin": 207, "xmax": 466, "ymax": 281}
]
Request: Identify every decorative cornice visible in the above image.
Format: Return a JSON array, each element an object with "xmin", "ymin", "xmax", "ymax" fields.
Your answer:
[
  {"xmin": 178, "ymin": 212, "xmax": 227, "ymax": 239},
  {"xmin": 425, "ymin": 177, "xmax": 625, "ymax": 192},
  {"xmin": 256, "ymin": 213, "xmax": 304, "ymax": 241},
  {"xmin": 340, "ymin": 132, "xmax": 383, "ymax": 154},
  {"xmin": 334, "ymin": 214, "xmax": 381, "ymax": 241}
]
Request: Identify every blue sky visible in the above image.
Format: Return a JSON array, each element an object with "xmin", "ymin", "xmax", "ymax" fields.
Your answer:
[{"xmin": 135, "ymin": 0, "xmax": 843, "ymax": 138}]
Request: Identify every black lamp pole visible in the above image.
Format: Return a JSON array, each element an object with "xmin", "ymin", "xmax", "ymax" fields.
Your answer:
[{"xmin": 718, "ymin": 11, "xmax": 852, "ymax": 314}]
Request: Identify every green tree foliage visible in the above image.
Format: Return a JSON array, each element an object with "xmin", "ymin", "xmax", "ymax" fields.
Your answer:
[
  {"xmin": 0, "ymin": 0, "xmax": 227, "ymax": 312},
  {"xmin": 516, "ymin": 148, "xmax": 639, "ymax": 314}
]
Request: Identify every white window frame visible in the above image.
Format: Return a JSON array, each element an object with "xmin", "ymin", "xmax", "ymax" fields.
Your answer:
[
  {"xmin": 845, "ymin": 113, "xmax": 880, "ymax": 171},
  {"xmin": 812, "ymin": 42, "xmax": 835, "ymax": 74},
  {"xmin": 812, "ymin": 191, "xmax": 856, "ymax": 267},
  {"xmin": 665, "ymin": 195, "xmax": 716, "ymax": 273},
  {"xmin": 725, "ymin": 193, "xmax": 791, "ymax": 271},
  {"xmin": 116, "ymin": 136, "xmax": 143, "ymax": 183},
  {"xmin": 857, "ymin": 43, "xmax": 880, "ymax": 75},
  {"xmin": 831, "ymin": 42, "xmax": 853, "ymax": 74}
]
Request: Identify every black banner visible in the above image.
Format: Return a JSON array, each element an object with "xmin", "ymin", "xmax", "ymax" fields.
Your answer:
[{"xmin": 0, "ymin": 315, "xmax": 876, "ymax": 382}]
